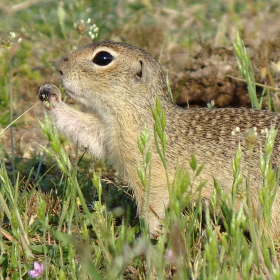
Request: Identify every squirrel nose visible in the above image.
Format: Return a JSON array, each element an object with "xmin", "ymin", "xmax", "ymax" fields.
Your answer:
[{"xmin": 55, "ymin": 56, "xmax": 69, "ymax": 75}]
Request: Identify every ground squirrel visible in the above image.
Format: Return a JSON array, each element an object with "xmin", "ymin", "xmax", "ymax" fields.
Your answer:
[{"xmin": 38, "ymin": 40, "xmax": 280, "ymax": 238}]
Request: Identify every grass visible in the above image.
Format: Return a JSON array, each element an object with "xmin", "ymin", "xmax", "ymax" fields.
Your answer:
[
  {"xmin": 1, "ymin": 0, "xmax": 280, "ymax": 279},
  {"xmin": 1, "ymin": 103, "xmax": 280, "ymax": 279}
]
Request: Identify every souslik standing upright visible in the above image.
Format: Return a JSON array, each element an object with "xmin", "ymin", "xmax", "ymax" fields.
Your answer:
[{"xmin": 38, "ymin": 40, "xmax": 280, "ymax": 238}]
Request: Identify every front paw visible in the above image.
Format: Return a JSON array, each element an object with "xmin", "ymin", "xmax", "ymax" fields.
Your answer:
[{"xmin": 38, "ymin": 84, "xmax": 61, "ymax": 110}]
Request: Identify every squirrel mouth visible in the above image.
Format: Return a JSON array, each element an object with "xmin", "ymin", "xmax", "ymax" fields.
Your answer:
[{"xmin": 60, "ymin": 79, "xmax": 77, "ymax": 99}]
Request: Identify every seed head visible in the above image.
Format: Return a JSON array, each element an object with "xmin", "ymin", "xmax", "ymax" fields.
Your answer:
[
  {"xmin": 74, "ymin": 19, "xmax": 87, "ymax": 35},
  {"xmin": 0, "ymin": 32, "xmax": 22, "ymax": 48},
  {"xmin": 0, "ymin": 35, "xmax": 11, "ymax": 48},
  {"xmin": 73, "ymin": 19, "xmax": 99, "ymax": 40},
  {"xmin": 244, "ymin": 127, "xmax": 258, "ymax": 150},
  {"xmin": 231, "ymin": 126, "xmax": 241, "ymax": 136}
]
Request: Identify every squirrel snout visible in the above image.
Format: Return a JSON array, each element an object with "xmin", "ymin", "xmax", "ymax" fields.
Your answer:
[{"xmin": 55, "ymin": 56, "xmax": 69, "ymax": 76}]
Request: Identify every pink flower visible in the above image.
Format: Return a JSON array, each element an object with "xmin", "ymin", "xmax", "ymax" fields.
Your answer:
[{"xmin": 28, "ymin": 262, "xmax": 44, "ymax": 278}]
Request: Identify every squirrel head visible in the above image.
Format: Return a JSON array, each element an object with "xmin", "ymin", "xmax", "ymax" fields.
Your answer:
[{"xmin": 55, "ymin": 41, "xmax": 170, "ymax": 114}]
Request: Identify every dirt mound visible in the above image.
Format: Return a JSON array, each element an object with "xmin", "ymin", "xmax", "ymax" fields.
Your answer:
[
  {"xmin": 165, "ymin": 39, "xmax": 280, "ymax": 108},
  {"xmin": 112, "ymin": 6, "xmax": 280, "ymax": 109}
]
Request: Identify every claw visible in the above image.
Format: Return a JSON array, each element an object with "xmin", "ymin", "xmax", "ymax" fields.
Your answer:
[
  {"xmin": 38, "ymin": 84, "xmax": 61, "ymax": 110},
  {"xmin": 38, "ymin": 87, "xmax": 50, "ymax": 102}
]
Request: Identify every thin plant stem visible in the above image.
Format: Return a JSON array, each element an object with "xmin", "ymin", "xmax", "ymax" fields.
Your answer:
[
  {"xmin": 8, "ymin": 48, "xmax": 15, "ymax": 185},
  {"xmin": 0, "ymin": 102, "xmax": 39, "ymax": 135}
]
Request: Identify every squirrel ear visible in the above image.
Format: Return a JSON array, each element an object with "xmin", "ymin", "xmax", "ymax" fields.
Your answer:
[
  {"xmin": 136, "ymin": 60, "xmax": 143, "ymax": 78},
  {"xmin": 134, "ymin": 60, "xmax": 150, "ymax": 83}
]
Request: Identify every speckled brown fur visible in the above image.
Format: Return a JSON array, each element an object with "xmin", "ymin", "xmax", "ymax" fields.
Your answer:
[{"xmin": 38, "ymin": 41, "xmax": 280, "ymax": 238}]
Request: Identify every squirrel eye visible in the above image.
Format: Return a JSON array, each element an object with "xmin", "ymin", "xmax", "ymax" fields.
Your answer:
[{"xmin": 92, "ymin": 51, "xmax": 114, "ymax": 66}]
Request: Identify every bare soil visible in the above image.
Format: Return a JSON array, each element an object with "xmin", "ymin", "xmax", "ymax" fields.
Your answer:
[{"xmin": 112, "ymin": 6, "xmax": 280, "ymax": 108}]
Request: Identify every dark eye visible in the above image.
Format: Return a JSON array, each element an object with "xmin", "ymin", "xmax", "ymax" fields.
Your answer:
[{"xmin": 92, "ymin": 51, "xmax": 114, "ymax": 66}]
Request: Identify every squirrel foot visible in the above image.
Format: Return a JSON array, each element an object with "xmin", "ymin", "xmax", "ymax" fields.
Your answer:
[{"xmin": 38, "ymin": 84, "xmax": 61, "ymax": 110}]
